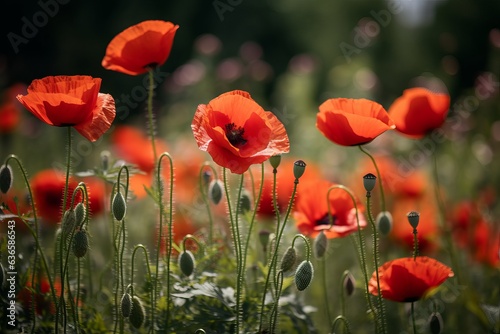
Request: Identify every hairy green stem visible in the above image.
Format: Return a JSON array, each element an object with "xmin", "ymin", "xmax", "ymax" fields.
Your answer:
[
  {"xmin": 147, "ymin": 69, "xmax": 158, "ymax": 164},
  {"xmin": 359, "ymin": 145, "xmax": 386, "ymax": 212}
]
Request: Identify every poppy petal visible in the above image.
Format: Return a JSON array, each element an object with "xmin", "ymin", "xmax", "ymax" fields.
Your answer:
[{"xmin": 74, "ymin": 93, "xmax": 116, "ymax": 142}]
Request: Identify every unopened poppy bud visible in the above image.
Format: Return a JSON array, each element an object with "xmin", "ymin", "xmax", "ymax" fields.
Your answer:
[
  {"xmin": 239, "ymin": 190, "xmax": 252, "ymax": 214},
  {"xmin": 428, "ymin": 312, "xmax": 443, "ymax": 334},
  {"xmin": 101, "ymin": 150, "xmax": 110, "ymax": 171},
  {"xmin": 178, "ymin": 250, "xmax": 196, "ymax": 277},
  {"xmin": 407, "ymin": 211, "xmax": 420, "ymax": 229},
  {"xmin": 258, "ymin": 230, "xmax": 271, "ymax": 250},
  {"xmin": 75, "ymin": 202, "xmax": 86, "ymax": 226},
  {"xmin": 280, "ymin": 246, "xmax": 297, "ymax": 272},
  {"xmin": 295, "ymin": 260, "xmax": 314, "ymax": 291},
  {"xmin": 208, "ymin": 179, "xmax": 223, "ymax": 205},
  {"xmin": 376, "ymin": 211, "xmax": 393, "ymax": 236},
  {"xmin": 120, "ymin": 293, "xmax": 132, "ymax": 318},
  {"xmin": 61, "ymin": 209, "xmax": 76, "ymax": 237},
  {"xmin": 112, "ymin": 192, "xmax": 127, "ymax": 221},
  {"xmin": 269, "ymin": 155, "xmax": 282, "ymax": 169},
  {"xmin": 314, "ymin": 231, "xmax": 328, "ymax": 258},
  {"xmin": 129, "ymin": 296, "xmax": 145, "ymax": 329},
  {"xmin": 343, "ymin": 271, "xmax": 356, "ymax": 297},
  {"xmin": 72, "ymin": 229, "xmax": 89, "ymax": 258},
  {"xmin": 202, "ymin": 170, "xmax": 212, "ymax": 187},
  {"xmin": 0, "ymin": 165, "xmax": 13, "ymax": 194},
  {"xmin": 363, "ymin": 173, "xmax": 377, "ymax": 193},
  {"xmin": 293, "ymin": 160, "xmax": 306, "ymax": 180}
]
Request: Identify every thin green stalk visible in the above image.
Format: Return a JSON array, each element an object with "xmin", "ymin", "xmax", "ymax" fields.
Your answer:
[
  {"xmin": 412, "ymin": 228, "xmax": 419, "ymax": 260},
  {"xmin": 366, "ymin": 194, "xmax": 387, "ymax": 333},
  {"xmin": 321, "ymin": 258, "xmax": 333, "ymax": 328},
  {"xmin": 131, "ymin": 244, "xmax": 153, "ymax": 323},
  {"xmin": 234, "ymin": 174, "xmax": 245, "ymax": 333},
  {"xmin": 147, "ymin": 69, "xmax": 158, "ymax": 164},
  {"xmin": 269, "ymin": 270, "xmax": 284, "ymax": 333},
  {"xmin": 411, "ymin": 302, "xmax": 417, "ymax": 334},
  {"xmin": 359, "ymin": 145, "xmax": 386, "ymax": 212},
  {"xmin": 328, "ymin": 185, "xmax": 378, "ymax": 333},
  {"xmin": 330, "ymin": 315, "xmax": 351, "ymax": 334},
  {"xmin": 258, "ymin": 178, "xmax": 299, "ymax": 332},
  {"xmin": 198, "ymin": 163, "xmax": 218, "ymax": 244},
  {"xmin": 155, "ymin": 152, "xmax": 174, "ymax": 331},
  {"xmin": 340, "ymin": 271, "xmax": 349, "ymax": 317}
]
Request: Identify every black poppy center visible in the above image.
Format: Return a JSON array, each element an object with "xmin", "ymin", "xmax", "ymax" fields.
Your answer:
[
  {"xmin": 225, "ymin": 123, "xmax": 247, "ymax": 148},
  {"xmin": 144, "ymin": 62, "xmax": 159, "ymax": 70},
  {"xmin": 316, "ymin": 213, "xmax": 337, "ymax": 227}
]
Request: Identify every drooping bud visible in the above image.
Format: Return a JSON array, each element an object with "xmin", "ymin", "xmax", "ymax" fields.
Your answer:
[
  {"xmin": 293, "ymin": 160, "xmax": 306, "ymax": 180},
  {"xmin": 112, "ymin": 192, "xmax": 127, "ymax": 221},
  {"xmin": 428, "ymin": 312, "xmax": 443, "ymax": 334},
  {"xmin": 280, "ymin": 246, "xmax": 297, "ymax": 272},
  {"xmin": 363, "ymin": 173, "xmax": 377, "ymax": 193},
  {"xmin": 178, "ymin": 250, "xmax": 196, "ymax": 277},
  {"xmin": 294, "ymin": 260, "xmax": 314, "ymax": 291},
  {"xmin": 407, "ymin": 211, "xmax": 420, "ymax": 229},
  {"xmin": 75, "ymin": 202, "xmax": 86, "ymax": 226},
  {"xmin": 208, "ymin": 179, "xmax": 223, "ymax": 205},
  {"xmin": 120, "ymin": 293, "xmax": 132, "ymax": 318},
  {"xmin": 238, "ymin": 190, "xmax": 252, "ymax": 214},
  {"xmin": 314, "ymin": 231, "xmax": 328, "ymax": 258},
  {"xmin": 343, "ymin": 271, "xmax": 356, "ymax": 297},
  {"xmin": 72, "ymin": 229, "xmax": 89, "ymax": 258},
  {"xmin": 0, "ymin": 165, "xmax": 13, "ymax": 194},
  {"xmin": 129, "ymin": 296, "xmax": 145, "ymax": 328},
  {"xmin": 61, "ymin": 209, "xmax": 76, "ymax": 237},
  {"xmin": 376, "ymin": 211, "xmax": 393, "ymax": 236},
  {"xmin": 269, "ymin": 155, "xmax": 282, "ymax": 169}
]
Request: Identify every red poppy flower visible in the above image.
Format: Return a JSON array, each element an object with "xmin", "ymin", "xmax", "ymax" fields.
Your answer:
[
  {"xmin": 102, "ymin": 20, "xmax": 179, "ymax": 75},
  {"xmin": 294, "ymin": 179, "xmax": 366, "ymax": 239},
  {"xmin": 316, "ymin": 98, "xmax": 395, "ymax": 146},
  {"xmin": 369, "ymin": 256, "xmax": 454, "ymax": 302},
  {"xmin": 16, "ymin": 76, "xmax": 115, "ymax": 142},
  {"xmin": 192, "ymin": 90, "xmax": 290, "ymax": 174},
  {"xmin": 18, "ymin": 276, "xmax": 61, "ymax": 315},
  {"xmin": 388, "ymin": 88, "xmax": 450, "ymax": 138},
  {"xmin": 31, "ymin": 169, "xmax": 80, "ymax": 224},
  {"xmin": 0, "ymin": 102, "xmax": 20, "ymax": 133}
]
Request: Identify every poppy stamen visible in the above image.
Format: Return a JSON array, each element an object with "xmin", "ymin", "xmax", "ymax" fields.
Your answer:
[
  {"xmin": 225, "ymin": 123, "xmax": 247, "ymax": 148},
  {"xmin": 316, "ymin": 213, "xmax": 337, "ymax": 227}
]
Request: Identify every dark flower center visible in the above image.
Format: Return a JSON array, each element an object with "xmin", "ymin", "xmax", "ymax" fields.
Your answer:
[
  {"xmin": 225, "ymin": 123, "xmax": 247, "ymax": 148},
  {"xmin": 316, "ymin": 213, "xmax": 337, "ymax": 227},
  {"xmin": 144, "ymin": 62, "xmax": 159, "ymax": 70}
]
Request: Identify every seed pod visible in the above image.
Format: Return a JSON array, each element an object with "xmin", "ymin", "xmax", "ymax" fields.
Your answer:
[
  {"xmin": 343, "ymin": 271, "xmax": 356, "ymax": 297},
  {"xmin": 75, "ymin": 202, "xmax": 86, "ymax": 226},
  {"xmin": 258, "ymin": 230, "xmax": 271, "ymax": 251},
  {"xmin": 363, "ymin": 173, "xmax": 377, "ymax": 193},
  {"xmin": 0, "ymin": 165, "xmax": 13, "ymax": 194},
  {"xmin": 112, "ymin": 192, "xmax": 127, "ymax": 221},
  {"xmin": 295, "ymin": 260, "xmax": 314, "ymax": 291},
  {"xmin": 293, "ymin": 160, "xmax": 307, "ymax": 180},
  {"xmin": 120, "ymin": 293, "xmax": 132, "ymax": 318},
  {"xmin": 61, "ymin": 209, "xmax": 76, "ymax": 237},
  {"xmin": 208, "ymin": 179, "xmax": 223, "ymax": 205},
  {"xmin": 376, "ymin": 211, "xmax": 393, "ymax": 236},
  {"xmin": 129, "ymin": 296, "xmax": 145, "ymax": 329},
  {"xmin": 269, "ymin": 155, "xmax": 282, "ymax": 169},
  {"xmin": 407, "ymin": 211, "xmax": 420, "ymax": 229},
  {"xmin": 314, "ymin": 231, "xmax": 328, "ymax": 258},
  {"xmin": 72, "ymin": 229, "xmax": 89, "ymax": 258},
  {"xmin": 178, "ymin": 250, "xmax": 195, "ymax": 277},
  {"xmin": 428, "ymin": 312, "xmax": 443, "ymax": 334},
  {"xmin": 280, "ymin": 246, "xmax": 297, "ymax": 272}
]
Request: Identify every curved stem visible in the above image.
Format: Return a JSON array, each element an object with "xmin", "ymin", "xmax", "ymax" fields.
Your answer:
[
  {"xmin": 330, "ymin": 315, "xmax": 351, "ymax": 334},
  {"xmin": 359, "ymin": 145, "xmax": 386, "ymax": 212},
  {"xmin": 147, "ymin": 69, "xmax": 158, "ymax": 164}
]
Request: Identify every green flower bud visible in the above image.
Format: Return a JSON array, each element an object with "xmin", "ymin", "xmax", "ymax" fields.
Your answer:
[
  {"xmin": 269, "ymin": 155, "xmax": 282, "ymax": 169},
  {"xmin": 343, "ymin": 271, "xmax": 355, "ymax": 297},
  {"xmin": 112, "ymin": 192, "xmax": 127, "ymax": 221},
  {"xmin": 314, "ymin": 231, "xmax": 328, "ymax": 258},
  {"xmin": 293, "ymin": 160, "xmax": 307, "ymax": 180},
  {"xmin": 363, "ymin": 173, "xmax": 376, "ymax": 193},
  {"xmin": 280, "ymin": 246, "xmax": 297, "ymax": 272},
  {"xmin": 295, "ymin": 260, "xmax": 314, "ymax": 291},
  {"xmin": 129, "ymin": 296, "xmax": 145, "ymax": 329},
  {"xmin": 208, "ymin": 179, "xmax": 223, "ymax": 205},
  {"xmin": 258, "ymin": 230, "xmax": 271, "ymax": 251},
  {"xmin": 239, "ymin": 190, "xmax": 252, "ymax": 214},
  {"xmin": 407, "ymin": 211, "xmax": 420, "ymax": 229},
  {"xmin": 428, "ymin": 312, "xmax": 443, "ymax": 334},
  {"xmin": 72, "ymin": 229, "xmax": 89, "ymax": 258},
  {"xmin": 0, "ymin": 165, "xmax": 13, "ymax": 194},
  {"xmin": 61, "ymin": 209, "xmax": 76, "ymax": 237},
  {"xmin": 179, "ymin": 250, "xmax": 195, "ymax": 277},
  {"xmin": 75, "ymin": 202, "xmax": 86, "ymax": 226},
  {"xmin": 120, "ymin": 293, "xmax": 132, "ymax": 318},
  {"xmin": 376, "ymin": 211, "xmax": 393, "ymax": 236}
]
